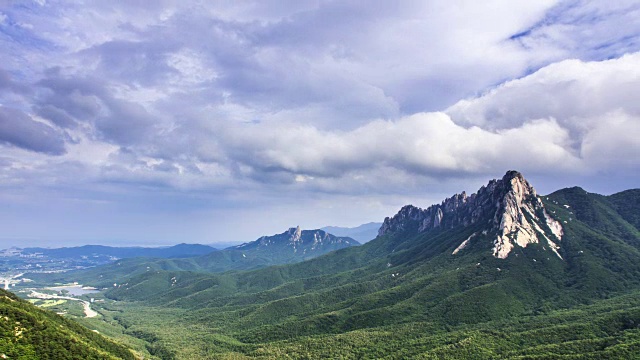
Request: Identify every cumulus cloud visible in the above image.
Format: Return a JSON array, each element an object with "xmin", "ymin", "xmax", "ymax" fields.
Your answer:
[
  {"xmin": 203, "ymin": 111, "xmax": 579, "ymax": 193},
  {"xmin": 0, "ymin": 106, "xmax": 66, "ymax": 155},
  {"xmin": 447, "ymin": 53, "xmax": 640, "ymax": 173}
]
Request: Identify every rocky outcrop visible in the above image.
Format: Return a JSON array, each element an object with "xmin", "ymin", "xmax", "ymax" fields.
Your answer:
[
  {"xmin": 239, "ymin": 227, "xmax": 359, "ymax": 254},
  {"xmin": 288, "ymin": 226, "xmax": 303, "ymax": 244},
  {"xmin": 378, "ymin": 171, "xmax": 563, "ymax": 259}
]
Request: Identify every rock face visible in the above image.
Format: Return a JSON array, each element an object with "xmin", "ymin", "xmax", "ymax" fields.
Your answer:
[
  {"xmin": 378, "ymin": 171, "xmax": 563, "ymax": 259},
  {"xmin": 236, "ymin": 227, "xmax": 359, "ymax": 255}
]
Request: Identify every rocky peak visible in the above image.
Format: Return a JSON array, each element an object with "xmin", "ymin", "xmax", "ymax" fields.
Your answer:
[
  {"xmin": 288, "ymin": 226, "xmax": 303, "ymax": 243},
  {"xmin": 378, "ymin": 170, "xmax": 564, "ymax": 259},
  {"xmin": 238, "ymin": 227, "xmax": 358, "ymax": 254}
]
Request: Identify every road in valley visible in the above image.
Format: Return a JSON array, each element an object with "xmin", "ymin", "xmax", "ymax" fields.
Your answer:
[{"xmin": 29, "ymin": 290, "xmax": 98, "ymax": 318}]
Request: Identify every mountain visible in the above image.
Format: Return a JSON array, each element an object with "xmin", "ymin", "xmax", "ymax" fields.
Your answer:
[
  {"xmin": 1, "ymin": 243, "xmax": 218, "ymax": 277},
  {"xmin": 188, "ymin": 227, "xmax": 359, "ymax": 273},
  {"xmin": 230, "ymin": 226, "xmax": 359, "ymax": 261},
  {"xmin": 20, "ymin": 243, "xmax": 218, "ymax": 259},
  {"xmin": 378, "ymin": 170, "xmax": 564, "ymax": 259},
  {"xmin": 25, "ymin": 228, "xmax": 358, "ymax": 287},
  {"xmin": 0, "ymin": 289, "xmax": 134, "ymax": 359},
  {"xmin": 321, "ymin": 222, "xmax": 382, "ymax": 243},
  {"xmin": 608, "ymin": 189, "xmax": 640, "ymax": 229},
  {"xmin": 91, "ymin": 171, "xmax": 640, "ymax": 358}
]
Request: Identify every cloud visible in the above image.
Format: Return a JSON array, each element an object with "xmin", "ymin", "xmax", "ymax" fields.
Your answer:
[
  {"xmin": 6, "ymin": 52, "xmax": 637, "ymax": 198},
  {"xmin": 510, "ymin": 0, "xmax": 640, "ymax": 61},
  {"xmin": 35, "ymin": 72, "xmax": 157, "ymax": 145},
  {"xmin": 2, "ymin": 0, "xmax": 566, "ymax": 131},
  {"xmin": 205, "ymin": 111, "xmax": 579, "ymax": 195},
  {"xmin": 33, "ymin": 104, "xmax": 77, "ymax": 128},
  {"xmin": 0, "ymin": 106, "xmax": 67, "ymax": 155},
  {"xmin": 580, "ymin": 110, "xmax": 640, "ymax": 168},
  {"xmin": 0, "ymin": 68, "xmax": 30, "ymax": 94},
  {"xmin": 447, "ymin": 53, "xmax": 640, "ymax": 128},
  {"xmin": 84, "ymin": 39, "xmax": 182, "ymax": 86},
  {"xmin": 447, "ymin": 52, "xmax": 640, "ymax": 172}
]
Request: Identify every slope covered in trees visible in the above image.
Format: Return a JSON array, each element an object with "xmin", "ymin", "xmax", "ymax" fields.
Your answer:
[{"xmin": 0, "ymin": 289, "xmax": 134, "ymax": 360}]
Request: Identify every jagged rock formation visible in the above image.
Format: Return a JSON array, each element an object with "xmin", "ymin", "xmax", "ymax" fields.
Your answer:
[
  {"xmin": 378, "ymin": 170, "xmax": 563, "ymax": 259},
  {"xmin": 235, "ymin": 227, "xmax": 359, "ymax": 255}
]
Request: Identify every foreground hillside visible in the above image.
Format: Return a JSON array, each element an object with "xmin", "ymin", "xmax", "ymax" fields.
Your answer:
[
  {"xmin": 0, "ymin": 289, "xmax": 134, "ymax": 360},
  {"xmin": 26, "ymin": 171, "xmax": 640, "ymax": 358}
]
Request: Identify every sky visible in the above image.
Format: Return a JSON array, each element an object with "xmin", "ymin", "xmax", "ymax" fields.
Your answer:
[{"xmin": 0, "ymin": 0, "xmax": 639, "ymax": 248}]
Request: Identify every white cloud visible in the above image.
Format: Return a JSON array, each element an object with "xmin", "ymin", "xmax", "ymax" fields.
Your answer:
[
  {"xmin": 212, "ymin": 111, "xmax": 580, "ymax": 190},
  {"xmin": 580, "ymin": 110, "xmax": 640, "ymax": 168},
  {"xmin": 447, "ymin": 52, "xmax": 640, "ymax": 173}
]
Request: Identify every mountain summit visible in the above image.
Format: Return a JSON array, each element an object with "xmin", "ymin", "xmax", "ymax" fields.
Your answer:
[
  {"xmin": 234, "ymin": 226, "xmax": 358, "ymax": 256},
  {"xmin": 379, "ymin": 170, "xmax": 563, "ymax": 259}
]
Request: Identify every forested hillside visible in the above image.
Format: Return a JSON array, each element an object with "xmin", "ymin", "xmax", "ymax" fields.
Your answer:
[{"xmin": 0, "ymin": 289, "xmax": 134, "ymax": 360}]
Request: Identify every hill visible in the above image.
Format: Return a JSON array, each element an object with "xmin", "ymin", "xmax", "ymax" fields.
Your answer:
[{"xmin": 0, "ymin": 289, "xmax": 134, "ymax": 359}]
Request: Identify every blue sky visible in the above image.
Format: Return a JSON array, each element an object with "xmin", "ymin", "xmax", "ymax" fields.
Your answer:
[{"xmin": 0, "ymin": 0, "xmax": 639, "ymax": 247}]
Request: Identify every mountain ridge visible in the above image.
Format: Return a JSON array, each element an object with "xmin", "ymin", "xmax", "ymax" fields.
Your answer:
[{"xmin": 379, "ymin": 170, "xmax": 564, "ymax": 259}]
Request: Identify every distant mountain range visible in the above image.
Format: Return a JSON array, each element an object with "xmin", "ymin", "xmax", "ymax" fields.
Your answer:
[
  {"xmin": 20, "ymin": 243, "xmax": 217, "ymax": 259},
  {"xmin": 321, "ymin": 222, "xmax": 381, "ymax": 243},
  {"xmin": 26, "ymin": 227, "xmax": 358, "ymax": 286},
  {"xmin": 0, "ymin": 243, "xmax": 219, "ymax": 275}
]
